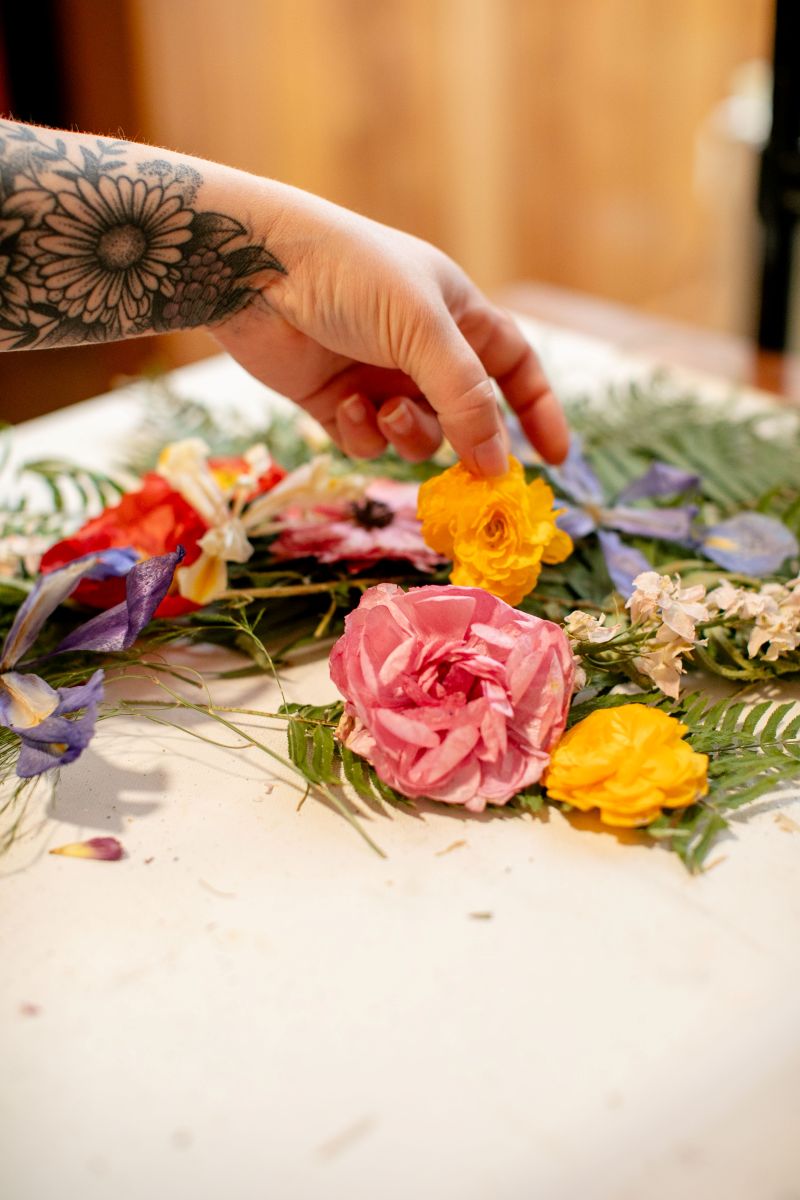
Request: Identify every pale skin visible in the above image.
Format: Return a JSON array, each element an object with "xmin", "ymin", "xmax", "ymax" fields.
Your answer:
[{"xmin": 0, "ymin": 121, "xmax": 569, "ymax": 475}]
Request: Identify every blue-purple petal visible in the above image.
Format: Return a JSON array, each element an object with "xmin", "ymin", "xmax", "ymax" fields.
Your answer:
[
  {"xmin": 1, "ymin": 549, "xmax": 137, "ymax": 670},
  {"xmin": 597, "ymin": 530, "xmax": 653, "ymax": 598},
  {"xmin": 51, "ymin": 671, "xmax": 107, "ymax": 715},
  {"xmin": 556, "ymin": 504, "xmax": 598, "ymax": 539},
  {"xmin": 84, "ymin": 548, "xmax": 139, "ymax": 579},
  {"xmin": 603, "ymin": 504, "xmax": 698, "ymax": 544},
  {"xmin": 699, "ymin": 513, "xmax": 800, "ymax": 575},
  {"xmin": 54, "ymin": 548, "xmax": 184, "ymax": 654},
  {"xmin": 548, "ymin": 439, "xmax": 605, "ymax": 506},
  {"xmin": 616, "ymin": 462, "xmax": 700, "ymax": 503},
  {"xmin": 12, "ymin": 669, "xmax": 104, "ymax": 778}
]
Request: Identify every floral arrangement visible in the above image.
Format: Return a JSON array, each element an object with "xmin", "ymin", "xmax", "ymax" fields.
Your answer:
[{"xmin": 1, "ymin": 376, "xmax": 799, "ymax": 871}]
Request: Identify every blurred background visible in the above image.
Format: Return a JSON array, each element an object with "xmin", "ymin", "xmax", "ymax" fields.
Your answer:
[{"xmin": 0, "ymin": 0, "xmax": 790, "ymax": 420}]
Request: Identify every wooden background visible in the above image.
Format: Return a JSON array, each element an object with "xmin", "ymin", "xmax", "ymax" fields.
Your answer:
[{"xmin": 1, "ymin": 0, "xmax": 774, "ymax": 420}]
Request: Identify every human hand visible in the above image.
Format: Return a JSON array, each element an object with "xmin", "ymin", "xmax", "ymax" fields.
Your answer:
[{"xmin": 212, "ymin": 187, "xmax": 568, "ymax": 476}]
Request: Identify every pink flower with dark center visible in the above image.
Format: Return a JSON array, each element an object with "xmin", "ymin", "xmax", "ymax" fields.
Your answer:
[
  {"xmin": 330, "ymin": 583, "xmax": 574, "ymax": 809},
  {"xmin": 270, "ymin": 479, "xmax": 443, "ymax": 573}
]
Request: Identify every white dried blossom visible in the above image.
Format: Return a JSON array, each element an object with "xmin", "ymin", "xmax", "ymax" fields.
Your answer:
[
  {"xmin": 633, "ymin": 626, "xmax": 691, "ymax": 700},
  {"xmin": 156, "ymin": 438, "xmax": 230, "ymax": 527},
  {"xmin": 563, "ymin": 610, "xmax": 622, "ymax": 644},
  {"xmin": 627, "ymin": 571, "xmax": 710, "ymax": 643},
  {"xmin": 243, "ymin": 455, "xmax": 368, "ymax": 534},
  {"xmin": 748, "ymin": 615, "xmax": 800, "ymax": 661},
  {"xmin": 708, "ymin": 576, "xmax": 800, "ymax": 662}
]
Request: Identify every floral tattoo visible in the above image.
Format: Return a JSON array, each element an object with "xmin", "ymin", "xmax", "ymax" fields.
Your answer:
[{"xmin": 0, "ymin": 121, "xmax": 285, "ymax": 349}]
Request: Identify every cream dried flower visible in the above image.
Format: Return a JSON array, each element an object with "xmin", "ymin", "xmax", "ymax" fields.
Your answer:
[
  {"xmin": 633, "ymin": 626, "xmax": 691, "ymax": 700},
  {"xmin": 627, "ymin": 571, "xmax": 710, "ymax": 643},
  {"xmin": 563, "ymin": 610, "xmax": 622, "ymax": 644}
]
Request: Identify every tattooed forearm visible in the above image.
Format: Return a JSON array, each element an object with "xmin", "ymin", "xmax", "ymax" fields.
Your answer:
[{"xmin": 0, "ymin": 121, "xmax": 285, "ymax": 350}]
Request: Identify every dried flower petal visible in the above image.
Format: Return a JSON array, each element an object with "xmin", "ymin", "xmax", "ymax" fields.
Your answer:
[
  {"xmin": 330, "ymin": 583, "xmax": 574, "ymax": 810},
  {"xmin": 542, "ymin": 704, "xmax": 708, "ymax": 826},
  {"xmin": 418, "ymin": 457, "xmax": 571, "ymax": 606},
  {"xmin": 700, "ymin": 513, "xmax": 799, "ymax": 575},
  {"xmin": 616, "ymin": 462, "xmax": 700, "ymax": 503},
  {"xmin": 49, "ymin": 836, "xmax": 124, "ymax": 861},
  {"xmin": 597, "ymin": 530, "xmax": 652, "ymax": 598}
]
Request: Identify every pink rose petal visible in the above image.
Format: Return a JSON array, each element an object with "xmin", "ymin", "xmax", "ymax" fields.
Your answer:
[{"xmin": 330, "ymin": 584, "xmax": 573, "ymax": 809}]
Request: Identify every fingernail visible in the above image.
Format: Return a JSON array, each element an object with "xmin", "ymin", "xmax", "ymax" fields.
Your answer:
[
  {"xmin": 473, "ymin": 432, "xmax": 508, "ymax": 477},
  {"xmin": 341, "ymin": 394, "xmax": 368, "ymax": 424},
  {"xmin": 382, "ymin": 400, "xmax": 414, "ymax": 436}
]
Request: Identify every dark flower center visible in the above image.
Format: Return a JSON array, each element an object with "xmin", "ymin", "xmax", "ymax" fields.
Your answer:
[
  {"xmin": 96, "ymin": 224, "xmax": 148, "ymax": 272},
  {"xmin": 350, "ymin": 498, "xmax": 394, "ymax": 529}
]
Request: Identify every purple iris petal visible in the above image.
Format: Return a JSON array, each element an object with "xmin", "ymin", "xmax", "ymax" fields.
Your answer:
[
  {"xmin": 616, "ymin": 462, "xmax": 700, "ymax": 503},
  {"xmin": 700, "ymin": 513, "xmax": 799, "ymax": 575},
  {"xmin": 597, "ymin": 530, "xmax": 653, "ymax": 598},
  {"xmin": 549, "ymin": 439, "xmax": 605, "ymax": 506},
  {"xmin": 604, "ymin": 504, "xmax": 698, "ymax": 544},
  {"xmin": 55, "ymin": 548, "xmax": 185, "ymax": 654},
  {"xmin": 1, "ymin": 548, "xmax": 137, "ymax": 670},
  {"xmin": 84, "ymin": 548, "xmax": 139, "ymax": 579},
  {"xmin": 556, "ymin": 504, "xmax": 598, "ymax": 539},
  {"xmin": 12, "ymin": 669, "xmax": 104, "ymax": 778}
]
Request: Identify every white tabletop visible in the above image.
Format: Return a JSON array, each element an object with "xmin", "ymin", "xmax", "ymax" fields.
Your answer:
[{"xmin": 2, "ymin": 324, "xmax": 799, "ymax": 1200}]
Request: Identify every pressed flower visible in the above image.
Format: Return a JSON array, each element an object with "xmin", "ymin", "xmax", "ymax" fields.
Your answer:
[
  {"xmin": 330, "ymin": 584, "xmax": 574, "ymax": 810},
  {"xmin": 699, "ymin": 512, "xmax": 799, "ymax": 576},
  {"xmin": 707, "ymin": 576, "xmax": 800, "ymax": 661},
  {"xmin": 155, "ymin": 439, "xmax": 253, "ymax": 604},
  {"xmin": 542, "ymin": 704, "xmax": 708, "ymax": 827},
  {"xmin": 624, "ymin": 571, "xmax": 711, "ymax": 699},
  {"xmin": 270, "ymin": 479, "xmax": 443, "ymax": 573},
  {"xmin": 49, "ymin": 836, "xmax": 124, "ymax": 861},
  {"xmin": 563, "ymin": 611, "xmax": 622, "ymax": 644},
  {"xmin": 242, "ymin": 454, "xmax": 367, "ymax": 534},
  {"xmin": 417, "ymin": 457, "xmax": 572, "ymax": 606},
  {"xmin": 41, "ymin": 474, "xmax": 206, "ymax": 616},
  {"xmin": 627, "ymin": 571, "xmax": 710, "ymax": 642},
  {"xmin": 40, "ymin": 439, "xmax": 284, "ymax": 612},
  {"xmin": 0, "ymin": 549, "xmax": 182, "ymax": 777},
  {"xmin": 549, "ymin": 440, "xmax": 699, "ymax": 596},
  {"xmin": 632, "ymin": 627, "xmax": 691, "ymax": 700}
]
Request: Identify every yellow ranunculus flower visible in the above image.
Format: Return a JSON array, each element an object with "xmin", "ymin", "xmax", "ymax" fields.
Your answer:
[
  {"xmin": 541, "ymin": 704, "xmax": 708, "ymax": 827},
  {"xmin": 417, "ymin": 456, "xmax": 572, "ymax": 607}
]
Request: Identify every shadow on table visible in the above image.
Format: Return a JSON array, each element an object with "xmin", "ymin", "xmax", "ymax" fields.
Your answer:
[{"xmin": 46, "ymin": 746, "xmax": 168, "ymax": 833}]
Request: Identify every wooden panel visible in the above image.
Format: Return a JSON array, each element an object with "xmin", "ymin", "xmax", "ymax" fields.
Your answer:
[
  {"xmin": 0, "ymin": 1, "xmax": 777, "ymax": 418},
  {"xmin": 125, "ymin": 0, "xmax": 773, "ymax": 307}
]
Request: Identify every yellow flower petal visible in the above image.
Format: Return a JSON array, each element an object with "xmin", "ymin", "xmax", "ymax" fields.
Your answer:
[
  {"xmin": 542, "ymin": 704, "xmax": 708, "ymax": 827},
  {"xmin": 176, "ymin": 551, "xmax": 228, "ymax": 604},
  {"xmin": 417, "ymin": 457, "xmax": 572, "ymax": 606}
]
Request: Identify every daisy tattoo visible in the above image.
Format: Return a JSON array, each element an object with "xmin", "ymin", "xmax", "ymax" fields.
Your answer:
[{"xmin": 0, "ymin": 121, "xmax": 285, "ymax": 349}]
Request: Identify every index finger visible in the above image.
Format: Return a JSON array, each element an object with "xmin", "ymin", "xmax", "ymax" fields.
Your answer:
[{"xmin": 459, "ymin": 304, "xmax": 569, "ymax": 465}]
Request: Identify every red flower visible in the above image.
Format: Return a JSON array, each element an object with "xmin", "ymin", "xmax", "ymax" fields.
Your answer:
[
  {"xmin": 41, "ymin": 474, "xmax": 207, "ymax": 616},
  {"xmin": 41, "ymin": 452, "xmax": 285, "ymax": 616}
]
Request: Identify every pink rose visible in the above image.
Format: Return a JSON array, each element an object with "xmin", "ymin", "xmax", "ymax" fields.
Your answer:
[{"xmin": 329, "ymin": 583, "xmax": 574, "ymax": 810}]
